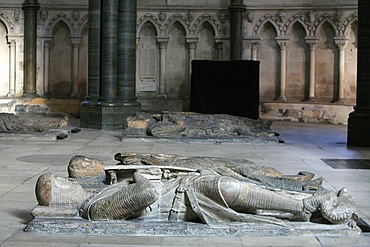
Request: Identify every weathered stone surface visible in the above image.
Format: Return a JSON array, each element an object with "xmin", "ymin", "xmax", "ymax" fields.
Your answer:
[
  {"xmin": 122, "ymin": 112, "xmax": 278, "ymax": 143},
  {"xmin": 25, "ymin": 217, "xmax": 361, "ymax": 236}
]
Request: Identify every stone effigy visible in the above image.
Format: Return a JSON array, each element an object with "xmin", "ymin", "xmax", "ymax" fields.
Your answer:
[
  {"xmin": 0, "ymin": 112, "xmax": 68, "ymax": 133},
  {"xmin": 122, "ymin": 112, "xmax": 279, "ymax": 143},
  {"xmin": 27, "ymin": 153, "xmax": 360, "ymax": 236}
]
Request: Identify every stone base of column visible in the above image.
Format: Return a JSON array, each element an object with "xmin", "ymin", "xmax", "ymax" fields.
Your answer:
[
  {"xmin": 347, "ymin": 108, "xmax": 370, "ymax": 147},
  {"xmin": 80, "ymin": 104, "xmax": 141, "ymax": 130}
]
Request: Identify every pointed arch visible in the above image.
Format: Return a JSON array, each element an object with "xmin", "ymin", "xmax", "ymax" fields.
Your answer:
[
  {"xmin": 45, "ymin": 13, "xmax": 74, "ymax": 36},
  {"xmin": 192, "ymin": 13, "xmax": 220, "ymax": 36},
  {"xmin": 164, "ymin": 13, "xmax": 190, "ymax": 36},
  {"xmin": 314, "ymin": 13, "xmax": 338, "ymax": 36},
  {"xmin": 137, "ymin": 13, "xmax": 161, "ymax": 37},
  {"xmin": 285, "ymin": 14, "xmax": 310, "ymax": 37},
  {"xmin": 0, "ymin": 12, "xmax": 14, "ymax": 35},
  {"xmin": 74, "ymin": 14, "xmax": 88, "ymax": 36},
  {"xmin": 344, "ymin": 12, "xmax": 358, "ymax": 37},
  {"xmin": 253, "ymin": 14, "xmax": 280, "ymax": 37}
]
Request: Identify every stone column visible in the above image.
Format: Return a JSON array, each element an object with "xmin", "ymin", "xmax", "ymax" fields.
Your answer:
[
  {"xmin": 347, "ymin": 0, "xmax": 370, "ymax": 146},
  {"xmin": 215, "ymin": 38, "xmax": 224, "ymax": 61},
  {"xmin": 117, "ymin": 0, "xmax": 141, "ymax": 108},
  {"xmin": 43, "ymin": 38, "xmax": 52, "ymax": 96},
  {"xmin": 251, "ymin": 41, "xmax": 260, "ymax": 61},
  {"xmin": 7, "ymin": 39, "xmax": 16, "ymax": 97},
  {"xmin": 22, "ymin": 0, "xmax": 40, "ymax": 98},
  {"xmin": 157, "ymin": 37, "xmax": 169, "ymax": 98},
  {"xmin": 82, "ymin": 0, "xmax": 101, "ymax": 105},
  {"xmin": 335, "ymin": 37, "xmax": 348, "ymax": 102},
  {"xmin": 276, "ymin": 37, "xmax": 289, "ymax": 101},
  {"xmin": 229, "ymin": 0, "xmax": 245, "ymax": 60},
  {"xmin": 97, "ymin": 0, "xmax": 119, "ymax": 106},
  {"xmin": 70, "ymin": 37, "xmax": 81, "ymax": 97},
  {"xmin": 186, "ymin": 37, "xmax": 198, "ymax": 97},
  {"xmin": 305, "ymin": 37, "xmax": 318, "ymax": 101}
]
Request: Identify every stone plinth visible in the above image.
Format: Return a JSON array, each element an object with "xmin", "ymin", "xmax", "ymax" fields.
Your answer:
[
  {"xmin": 25, "ymin": 216, "xmax": 361, "ymax": 237},
  {"xmin": 80, "ymin": 105, "xmax": 141, "ymax": 130}
]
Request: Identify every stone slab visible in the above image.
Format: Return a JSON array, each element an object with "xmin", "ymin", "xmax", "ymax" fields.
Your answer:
[
  {"xmin": 121, "ymin": 136, "xmax": 281, "ymax": 144},
  {"xmin": 0, "ymin": 132, "xmax": 60, "ymax": 141},
  {"xmin": 24, "ymin": 218, "xmax": 361, "ymax": 237}
]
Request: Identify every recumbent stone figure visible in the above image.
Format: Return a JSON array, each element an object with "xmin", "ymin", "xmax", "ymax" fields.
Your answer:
[{"xmin": 34, "ymin": 154, "xmax": 358, "ymax": 228}]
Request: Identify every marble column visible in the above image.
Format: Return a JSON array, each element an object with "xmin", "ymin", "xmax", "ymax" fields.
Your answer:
[
  {"xmin": 335, "ymin": 37, "xmax": 349, "ymax": 102},
  {"xmin": 70, "ymin": 37, "xmax": 81, "ymax": 98},
  {"xmin": 229, "ymin": 0, "xmax": 245, "ymax": 60},
  {"xmin": 276, "ymin": 37, "xmax": 289, "ymax": 101},
  {"xmin": 186, "ymin": 37, "xmax": 198, "ymax": 97},
  {"xmin": 157, "ymin": 37, "xmax": 169, "ymax": 98},
  {"xmin": 305, "ymin": 37, "xmax": 318, "ymax": 101},
  {"xmin": 7, "ymin": 39, "xmax": 16, "ymax": 97},
  {"xmin": 347, "ymin": 0, "xmax": 370, "ymax": 146},
  {"xmin": 43, "ymin": 38, "xmax": 52, "ymax": 96},
  {"xmin": 22, "ymin": 0, "xmax": 40, "ymax": 98},
  {"xmin": 117, "ymin": 0, "xmax": 141, "ymax": 108},
  {"xmin": 82, "ymin": 0, "xmax": 101, "ymax": 105},
  {"xmin": 97, "ymin": 0, "xmax": 119, "ymax": 106}
]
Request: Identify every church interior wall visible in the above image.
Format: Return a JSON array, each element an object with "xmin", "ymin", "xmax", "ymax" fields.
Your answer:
[{"xmin": 0, "ymin": 0, "xmax": 358, "ymax": 124}]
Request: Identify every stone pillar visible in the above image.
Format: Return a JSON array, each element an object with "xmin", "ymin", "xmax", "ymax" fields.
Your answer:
[
  {"xmin": 229, "ymin": 0, "xmax": 245, "ymax": 60},
  {"xmin": 251, "ymin": 41, "xmax": 260, "ymax": 61},
  {"xmin": 157, "ymin": 37, "xmax": 169, "ymax": 98},
  {"xmin": 82, "ymin": 0, "xmax": 101, "ymax": 105},
  {"xmin": 117, "ymin": 0, "xmax": 141, "ymax": 108},
  {"xmin": 43, "ymin": 38, "xmax": 52, "ymax": 96},
  {"xmin": 276, "ymin": 37, "xmax": 289, "ymax": 101},
  {"xmin": 7, "ymin": 39, "xmax": 16, "ymax": 97},
  {"xmin": 186, "ymin": 37, "xmax": 198, "ymax": 97},
  {"xmin": 215, "ymin": 39, "xmax": 224, "ymax": 61},
  {"xmin": 70, "ymin": 37, "xmax": 81, "ymax": 97},
  {"xmin": 80, "ymin": 0, "xmax": 140, "ymax": 130},
  {"xmin": 305, "ymin": 37, "xmax": 318, "ymax": 101},
  {"xmin": 97, "ymin": 0, "xmax": 119, "ymax": 107},
  {"xmin": 22, "ymin": 0, "xmax": 40, "ymax": 98},
  {"xmin": 347, "ymin": 0, "xmax": 370, "ymax": 146},
  {"xmin": 335, "ymin": 37, "xmax": 349, "ymax": 102}
]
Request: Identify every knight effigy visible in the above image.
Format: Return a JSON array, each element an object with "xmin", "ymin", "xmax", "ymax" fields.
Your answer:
[{"xmin": 32, "ymin": 153, "xmax": 358, "ymax": 230}]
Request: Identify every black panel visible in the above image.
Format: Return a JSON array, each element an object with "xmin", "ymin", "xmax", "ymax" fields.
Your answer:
[{"xmin": 190, "ymin": 60, "xmax": 260, "ymax": 119}]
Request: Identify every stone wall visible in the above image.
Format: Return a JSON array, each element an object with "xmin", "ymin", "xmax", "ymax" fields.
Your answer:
[{"xmin": 0, "ymin": 0, "xmax": 358, "ymax": 123}]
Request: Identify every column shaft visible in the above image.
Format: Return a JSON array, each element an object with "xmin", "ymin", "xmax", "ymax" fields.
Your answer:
[
  {"xmin": 309, "ymin": 48, "xmax": 316, "ymax": 100},
  {"xmin": 98, "ymin": 0, "xmax": 119, "ymax": 106},
  {"xmin": 157, "ymin": 38, "xmax": 168, "ymax": 98},
  {"xmin": 43, "ymin": 39, "xmax": 51, "ymax": 96},
  {"xmin": 117, "ymin": 0, "xmax": 140, "ymax": 106},
  {"xmin": 71, "ymin": 38, "xmax": 80, "ymax": 97},
  {"xmin": 83, "ymin": 0, "xmax": 101, "ymax": 105},
  {"xmin": 229, "ymin": 2, "xmax": 245, "ymax": 60},
  {"xmin": 7, "ymin": 40, "xmax": 16, "ymax": 97},
  {"xmin": 338, "ymin": 48, "xmax": 345, "ymax": 101},
  {"xmin": 22, "ymin": 0, "xmax": 40, "ymax": 98}
]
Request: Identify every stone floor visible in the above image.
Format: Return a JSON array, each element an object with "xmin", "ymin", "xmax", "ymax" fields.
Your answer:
[{"xmin": 0, "ymin": 120, "xmax": 369, "ymax": 247}]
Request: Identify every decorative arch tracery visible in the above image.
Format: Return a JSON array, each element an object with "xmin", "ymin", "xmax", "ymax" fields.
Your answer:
[
  {"xmin": 253, "ymin": 14, "xmax": 280, "ymax": 37},
  {"xmin": 45, "ymin": 13, "xmax": 74, "ymax": 36},
  {"xmin": 163, "ymin": 13, "xmax": 190, "ymax": 36},
  {"xmin": 192, "ymin": 13, "xmax": 220, "ymax": 36},
  {"xmin": 0, "ymin": 12, "xmax": 14, "ymax": 35},
  {"xmin": 137, "ymin": 13, "xmax": 162, "ymax": 36}
]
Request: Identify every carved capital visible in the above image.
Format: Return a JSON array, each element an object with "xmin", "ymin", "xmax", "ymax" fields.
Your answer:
[
  {"xmin": 305, "ymin": 36, "xmax": 319, "ymax": 50},
  {"xmin": 70, "ymin": 37, "xmax": 81, "ymax": 48},
  {"xmin": 276, "ymin": 37, "xmax": 290, "ymax": 49},
  {"xmin": 186, "ymin": 36, "xmax": 198, "ymax": 49},
  {"xmin": 334, "ymin": 36, "xmax": 349, "ymax": 50},
  {"xmin": 157, "ymin": 36, "xmax": 169, "ymax": 49}
]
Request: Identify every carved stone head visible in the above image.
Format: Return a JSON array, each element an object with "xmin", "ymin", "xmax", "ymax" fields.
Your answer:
[
  {"xmin": 159, "ymin": 12, "xmax": 167, "ymax": 21},
  {"xmin": 40, "ymin": 10, "xmax": 48, "ymax": 22}
]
